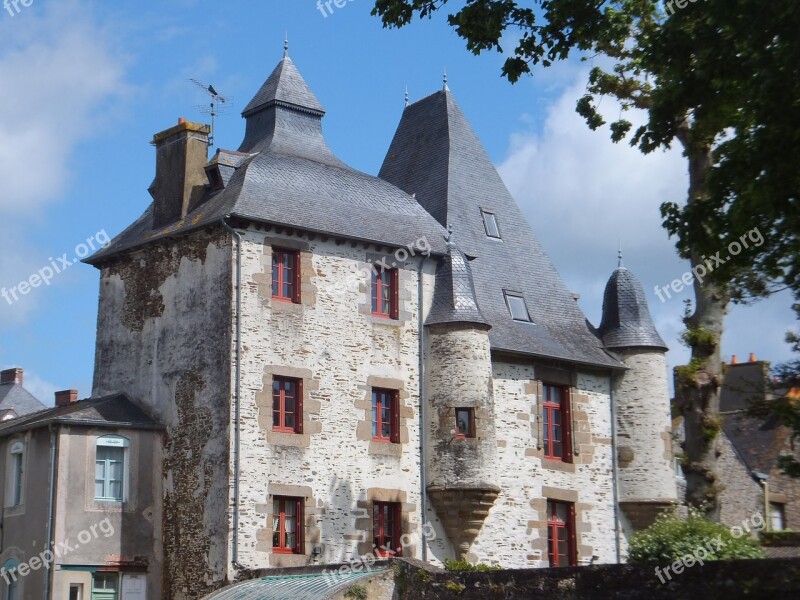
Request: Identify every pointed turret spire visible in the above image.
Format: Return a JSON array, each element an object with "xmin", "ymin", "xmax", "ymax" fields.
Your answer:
[
  {"xmin": 443, "ymin": 68, "xmax": 449, "ymax": 91},
  {"xmin": 404, "ymin": 86, "xmax": 409, "ymax": 107},
  {"xmin": 599, "ymin": 265, "xmax": 667, "ymax": 351},
  {"xmin": 284, "ymin": 34, "xmax": 289, "ymax": 58},
  {"xmin": 618, "ymin": 241, "xmax": 624, "ymax": 268}
]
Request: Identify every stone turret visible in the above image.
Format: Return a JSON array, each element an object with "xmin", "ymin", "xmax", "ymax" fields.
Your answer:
[
  {"xmin": 425, "ymin": 236, "xmax": 499, "ymax": 559},
  {"xmin": 599, "ymin": 262, "xmax": 678, "ymax": 531}
]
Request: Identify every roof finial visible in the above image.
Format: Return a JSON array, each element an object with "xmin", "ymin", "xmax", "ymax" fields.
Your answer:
[
  {"xmin": 443, "ymin": 68, "xmax": 449, "ymax": 92},
  {"xmin": 404, "ymin": 85, "xmax": 409, "ymax": 107},
  {"xmin": 618, "ymin": 240, "xmax": 624, "ymax": 268},
  {"xmin": 284, "ymin": 33, "xmax": 289, "ymax": 58}
]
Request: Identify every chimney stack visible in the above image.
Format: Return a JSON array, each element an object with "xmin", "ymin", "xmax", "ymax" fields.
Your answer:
[
  {"xmin": 749, "ymin": 353, "xmax": 757, "ymax": 363},
  {"xmin": 149, "ymin": 118, "xmax": 210, "ymax": 228},
  {"xmin": 55, "ymin": 390, "xmax": 79, "ymax": 407},
  {"xmin": 0, "ymin": 368, "xmax": 23, "ymax": 386},
  {"xmin": 731, "ymin": 355, "xmax": 738, "ymax": 365}
]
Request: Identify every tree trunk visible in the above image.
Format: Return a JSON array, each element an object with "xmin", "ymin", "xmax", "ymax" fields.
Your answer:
[{"xmin": 675, "ymin": 132, "xmax": 730, "ymax": 520}]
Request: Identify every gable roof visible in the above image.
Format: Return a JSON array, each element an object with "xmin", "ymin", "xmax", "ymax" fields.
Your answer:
[
  {"xmin": 0, "ymin": 383, "xmax": 46, "ymax": 417},
  {"xmin": 0, "ymin": 393, "xmax": 162, "ymax": 436},
  {"xmin": 87, "ymin": 54, "xmax": 448, "ymax": 266},
  {"xmin": 379, "ymin": 89, "xmax": 622, "ymax": 369}
]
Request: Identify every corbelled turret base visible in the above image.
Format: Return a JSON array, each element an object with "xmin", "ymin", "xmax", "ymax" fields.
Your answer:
[
  {"xmin": 620, "ymin": 500, "xmax": 677, "ymax": 531},
  {"xmin": 428, "ymin": 484, "xmax": 500, "ymax": 560}
]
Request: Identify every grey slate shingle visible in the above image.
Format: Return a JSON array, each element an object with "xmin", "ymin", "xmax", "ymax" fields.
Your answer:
[
  {"xmin": 598, "ymin": 267, "xmax": 668, "ymax": 350},
  {"xmin": 87, "ymin": 56, "xmax": 448, "ymax": 265},
  {"xmin": 426, "ymin": 236, "xmax": 490, "ymax": 328},
  {"xmin": 0, "ymin": 383, "xmax": 46, "ymax": 417},
  {"xmin": 380, "ymin": 90, "xmax": 623, "ymax": 369}
]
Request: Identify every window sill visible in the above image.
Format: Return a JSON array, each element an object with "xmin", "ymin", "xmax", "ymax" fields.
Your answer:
[
  {"xmin": 541, "ymin": 458, "xmax": 576, "ymax": 473},
  {"xmin": 368, "ymin": 440, "xmax": 402, "ymax": 457}
]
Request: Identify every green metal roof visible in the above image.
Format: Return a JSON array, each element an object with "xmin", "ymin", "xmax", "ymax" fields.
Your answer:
[{"xmin": 203, "ymin": 568, "xmax": 387, "ymax": 600}]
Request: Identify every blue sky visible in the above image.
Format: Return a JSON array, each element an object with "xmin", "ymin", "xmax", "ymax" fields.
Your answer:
[{"xmin": 0, "ymin": 0, "xmax": 795, "ymax": 403}]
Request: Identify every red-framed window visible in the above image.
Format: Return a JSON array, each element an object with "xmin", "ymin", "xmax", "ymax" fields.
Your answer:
[
  {"xmin": 272, "ymin": 248, "xmax": 301, "ymax": 303},
  {"xmin": 273, "ymin": 377, "xmax": 302, "ymax": 433},
  {"xmin": 371, "ymin": 267, "xmax": 399, "ymax": 319},
  {"xmin": 273, "ymin": 496, "xmax": 303, "ymax": 554},
  {"xmin": 455, "ymin": 408, "xmax": 476, "ymax": 439},
  {"xmin": 547, "ymin": 500, "xmax": 576, "ymax": 567},
  {"xmin": 373, "ymin": 501, "xmax": 402, "ymax": 556},
  {"xmin": 542, "ymin": 384, "xmax": 571, "ymax": 462},
  {"xmin": 372, "ymin": 388, "xmax": 400, "ymax": 443}
]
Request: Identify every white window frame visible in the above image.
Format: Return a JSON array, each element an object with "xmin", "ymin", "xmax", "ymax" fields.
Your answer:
[
  {"xmin": 6, "ymin": 441, "xmax": 24, "ymax": 508},
  {"xmin": 91, "ymin": 572, "xmax": 119, "ymax": 600},
  {"xmin": 769, "ymin": 502, "xmax": 785, "ymax": 531},
  {"xmin": 95, "ymin": 436, "xmax": 129, "ymax": 502}
]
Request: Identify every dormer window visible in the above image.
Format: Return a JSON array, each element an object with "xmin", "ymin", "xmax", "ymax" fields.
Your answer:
[
  {"xmin": 504, "ymin": 291, "xmax": 531, "ymax": 322},
  {"xmin": 481, "ymin": 209, "xmax": 501, "ymax": 239},
  {"xmin": 206, "ymin": 166, "xmax": 224, "ymax": 191}
]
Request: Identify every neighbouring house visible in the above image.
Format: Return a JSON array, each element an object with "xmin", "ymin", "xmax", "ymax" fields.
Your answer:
[
  {"xmin": 0, "ymin": 368, "xmax": 46, "ymax": 421},
  {"xmin": 674, "ymin": 355, "xmax": 800, "ymax": 556},
  {"xmin": 2, "ymin": 47, "xmax": 678, "ymax": 599},
  {"xmin": 0, "ymin": 391, "xmax": 163, "ymax": 599}
]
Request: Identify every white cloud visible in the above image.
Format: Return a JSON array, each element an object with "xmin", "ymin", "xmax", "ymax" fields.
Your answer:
[
  {"xmin": 0, "ymin": 1, "xmax": 131, "ymax": 217},
  {"xmin": 497, "ymin": 70, "xmax": 796, "ymax": 381}
]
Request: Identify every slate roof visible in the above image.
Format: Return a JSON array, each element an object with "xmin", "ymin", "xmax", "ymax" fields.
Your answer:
[
  {"xmin": 598, "ymin": 266, "xmax": 668, "ymax": 350},
  {"xmin": 426, "ymin": 235, "xmax": 489, "ymax": 327},
  {"xmin": 87, "ymin": 54, "xmax": 448, "ymax": 265},
  {"xmin": 379, "ymin": 89, "xmax": 623, "ymax": 369},
  {"xmin": 0, "ymin": 382, "xmax": 46, "ymax": 417},
  {"xmin": 719, "ymin": 361, "xmax": 791, "ymax": 477},
  {"xmin": 0, "ymin": 393, "xmax": 162, "ymax": 436},
  {"xmin": 205, "ymin": 568, "xmax": 389, "ymax": 600}
]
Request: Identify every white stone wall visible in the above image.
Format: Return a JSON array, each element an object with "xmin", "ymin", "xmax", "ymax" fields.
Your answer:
[
  {"xmin": 614, "ymin": 350, "xmax": 677, "ymax": 504},
  {"xmin": 232, "ymin": 228, "xmax": 436, "ymax": 570},
  {"xmin": 425, "ymin": 362, "xmax": 619, "ymax": 567}
]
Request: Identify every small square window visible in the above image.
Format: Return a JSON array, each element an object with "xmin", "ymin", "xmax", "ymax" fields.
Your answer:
[
  {"xmin": 481, "ymin": 210, "xmax": 501, "ymax": 239},
  {"xmin": 547, "ymin": 500, "xmax": 576, "ymax": 567},
  {"xmin": 373, "ymin": 501, "xmax": 402, "ymax": 556},
  {"xmin": 272, "ymin": 248, "xmax": 301, "ymax": 303},
  {"xmin": 504, "ymin": 291, "xmax": 531, "ymax": 322},
  {"xmin": 273, "ymin": 377, "xmax": 302, "ymax": 433},
  {"xmin": 372, "ymin": 267, "xmax": 399, "ymax": 319},
  {"xmin": 273, "ymin": 496, "xmax": 304, "ymax": 553},
  {"xmin": 455, "ymin": 408, "xmax": 475, "ymax": 439},
  {"xmin": 372, "ymin": 388, "xmax": 400, "ymax": 443}
]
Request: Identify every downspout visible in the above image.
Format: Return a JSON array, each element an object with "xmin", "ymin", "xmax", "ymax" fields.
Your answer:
[
  {"xmin": 608, "ymin": 372, "xmax": 622, "ymax": 563},
  {"xmin": 222, "ymin": 215, "xmax": 244, "ymax": 572},
  {"xmin": 761, "ymin": 478, "xmax": 770, "ymax": 532},
  {"xmin": 417, "ymin": 256, "xmax": 429, "ymax": 561},
  {"xmin": 44, "ymin": 424, "xmax": 58, "ymax": 600}
]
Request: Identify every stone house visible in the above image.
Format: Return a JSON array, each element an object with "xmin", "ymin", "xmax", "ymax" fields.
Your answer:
[
  {"xmin": 0, "ymin": 368, "xmax": 46, "ymax": 421},
  {"xmin": 0, "ymin": 391, "xmax": 163, "ymax": 600},
  {"xmin": 2, "ymin": 49, "xmax": 677, "ymax": 599}
]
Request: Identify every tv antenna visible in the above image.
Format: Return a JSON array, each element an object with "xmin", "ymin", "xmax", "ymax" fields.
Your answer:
[{"xmin": 190, "ymin": 79, "xmax": 232, "ymax": 147}]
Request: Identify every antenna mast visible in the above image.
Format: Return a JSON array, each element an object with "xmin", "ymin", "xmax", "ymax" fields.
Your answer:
[{"xmin": 190, "ymin": 79, "xmax": 232, "ymax": 147}]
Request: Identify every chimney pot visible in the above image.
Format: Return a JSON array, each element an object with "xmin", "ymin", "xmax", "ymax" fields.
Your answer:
[
  {"xmin": 749, "ymin": 353, "xmax": 757, "ymax": 363},
  {"xmin": 55, "ymin": 389, "xmax": 79, "ymax": 407},
  {"xmin": 731, "ymin": 355, "xmax": 738, "ymax": 365},
  {"xmin": 178, "ymin": 117, "xmax": 186, "ymax": 124},
  {"xmin": 0, "ymin": 368, "xmax": 23, "ymax": 386}
]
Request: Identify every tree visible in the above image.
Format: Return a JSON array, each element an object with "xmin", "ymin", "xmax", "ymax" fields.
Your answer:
[{"xmin": 372, "ymin": 0, "xmax": 800, "ymax": 519}]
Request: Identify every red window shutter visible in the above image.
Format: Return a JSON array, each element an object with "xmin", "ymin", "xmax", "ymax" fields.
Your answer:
[
  {"xmin": 296, "ymin": 379, "xmax": 304, "ymax": 434},
  {"xmin": 393, "ymin": 503, "xmax": 403, "ymax": 556},
  {"xmin": 564, "ymin": 387, "xmax": 573, "ymax": 462},
  {"xmin": 391, "ymin": 269, "xmax": 399, "ymax": 319},
  {"xmin": 568, "ymin": 503, "xmax": 577, "ymax": 566},
  {"xmin": 297, "ymin": 498, "xmax": 305, "ymax": 554},
  {"xmin": 391, "ymin": 392, "xmax": 400, "ymax": 443},
  {"xmin": 293, "ymin": 251, "xmax": 302, "ymax": 303}
]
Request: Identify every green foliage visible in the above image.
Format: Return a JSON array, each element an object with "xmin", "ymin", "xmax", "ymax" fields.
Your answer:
[
  {"xmin": 680, "ymin": 326, "xmax": 718, "ymax": 352},
  {"xmin": 627, "ymin": 510, "xmax": 764, "ymax": 564},
  {"xmin": 443, "ymin": 580, "xmax": 466, "ymax": 594},
  {"xmin": 443, "ymin": 558, "xmax": 501, "ymax": 572},
  {"xmin": 345, "ymin": 584, "xmax": 368, "ymax": 600}
]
